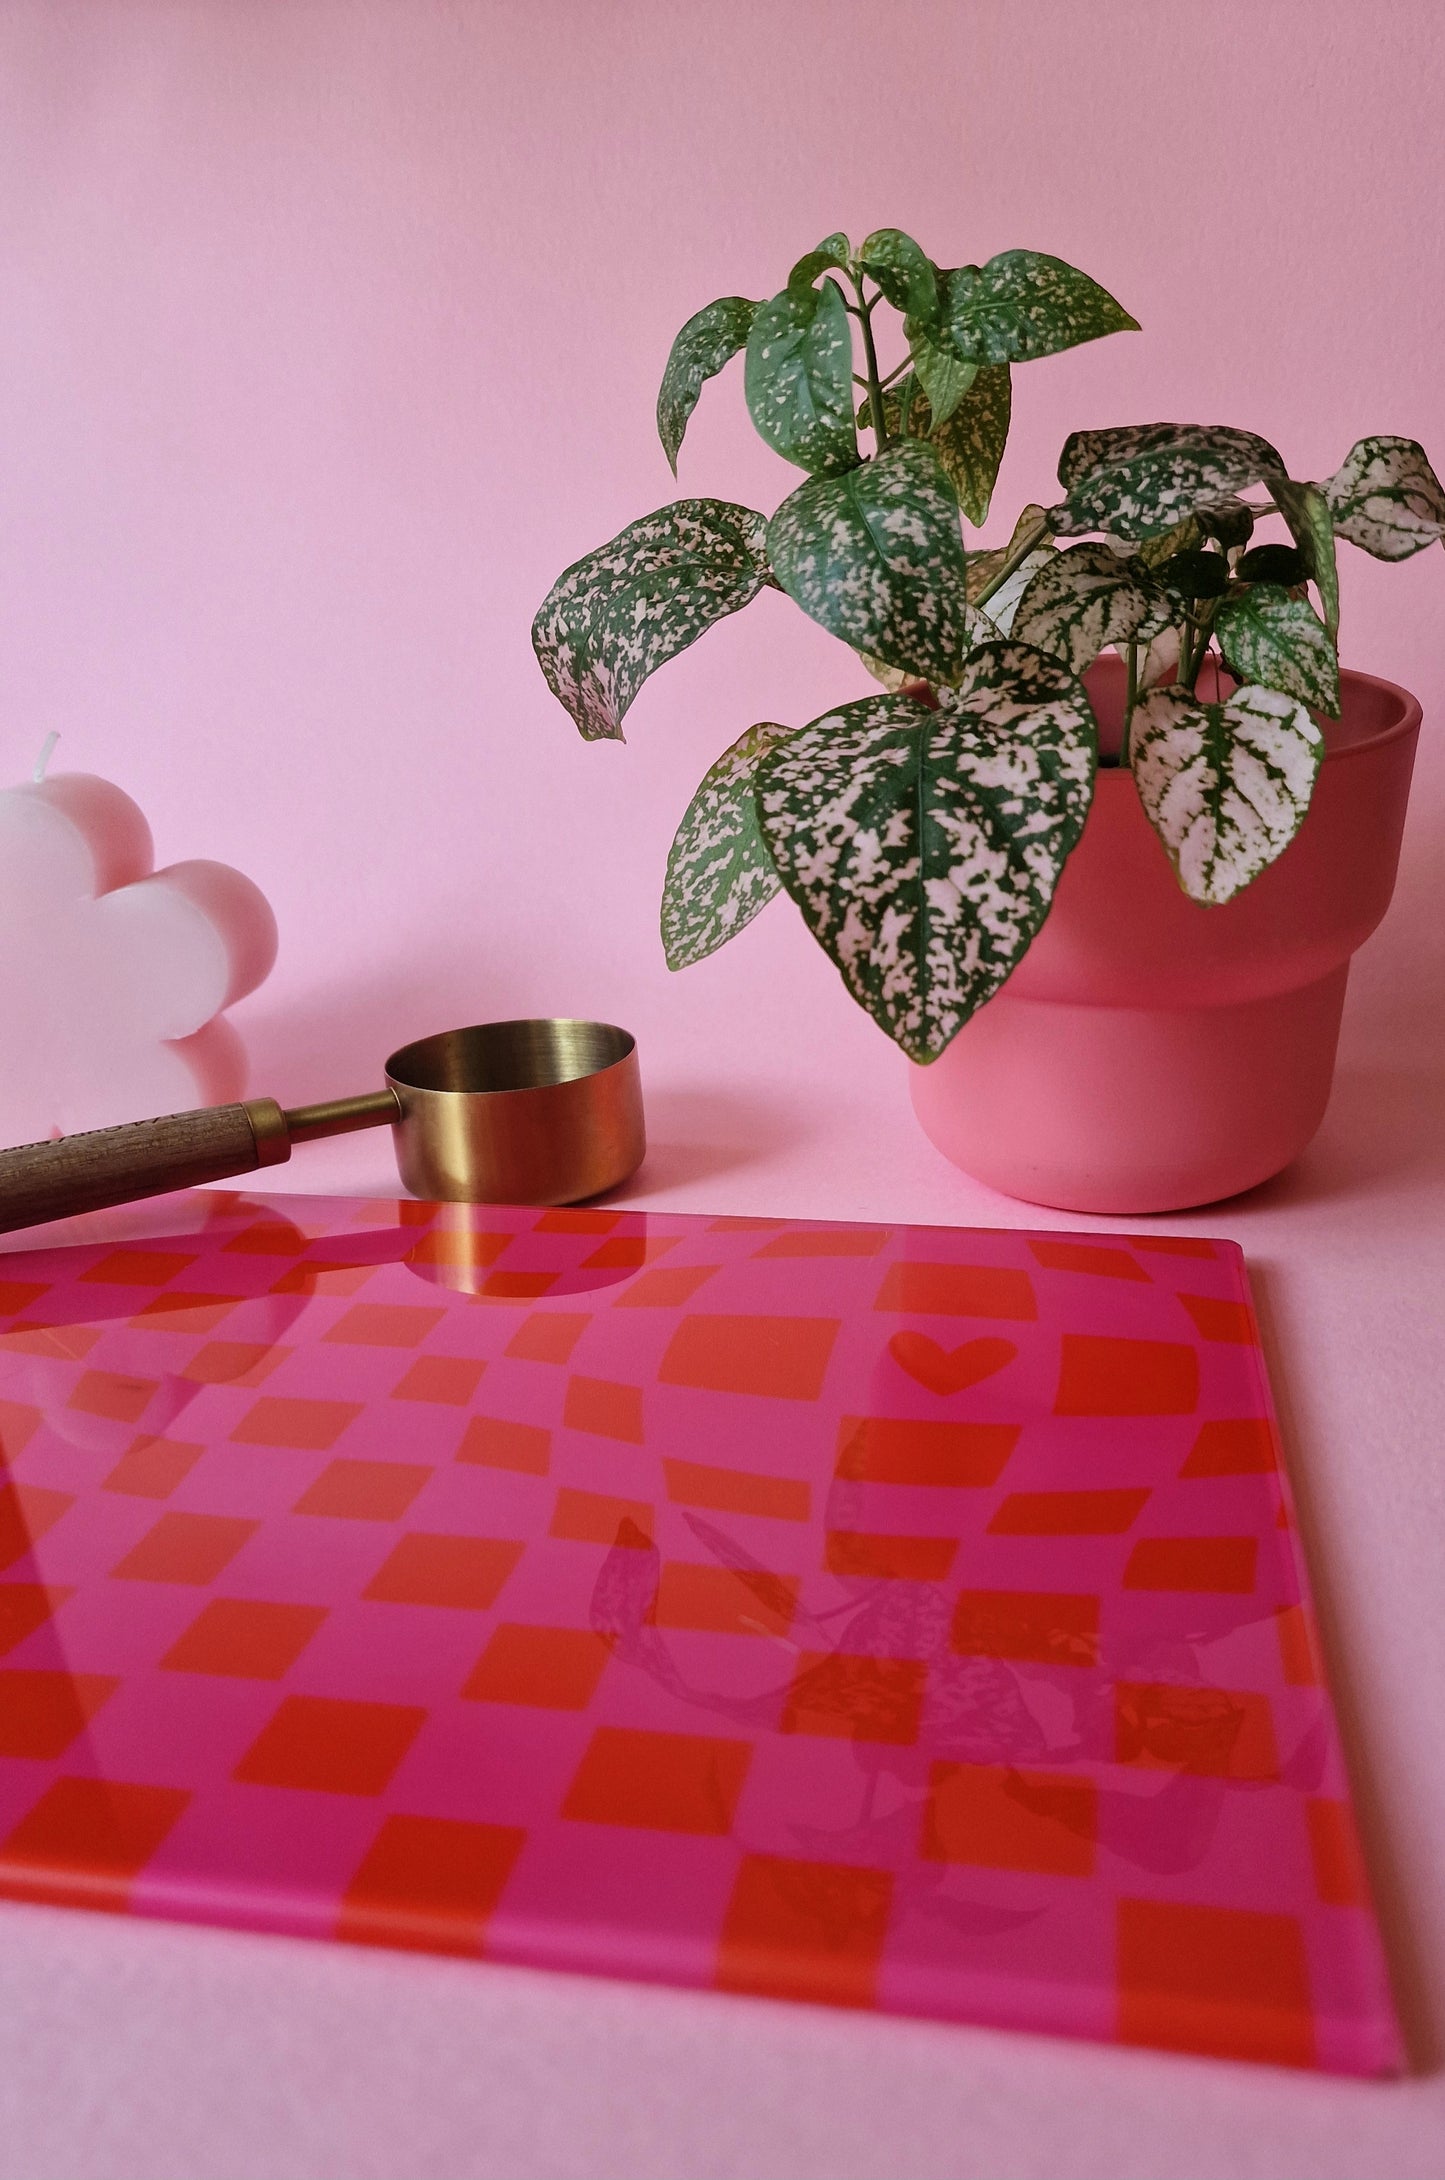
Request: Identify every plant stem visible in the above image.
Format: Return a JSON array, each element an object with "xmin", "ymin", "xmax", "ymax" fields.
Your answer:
[
  {"xmin": 1120, "ymin": 640, "xmax": 1139, "ymax": 766},
  {"xmin": 1178, "ymin": 600, "xmax": 1220, "ymax": 694},
  {"xmin": 971, "ymin": 513, "xmax": 1051, "ymax": 607},
  {"xmin": 850, "ymin": 275, "xmax": 889, "ymax": 452}
]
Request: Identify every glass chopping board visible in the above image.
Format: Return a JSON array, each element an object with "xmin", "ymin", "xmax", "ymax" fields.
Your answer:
[{"xmin": 0, "ymin": 1191, "xmax": 1400, "ymax": 2074}]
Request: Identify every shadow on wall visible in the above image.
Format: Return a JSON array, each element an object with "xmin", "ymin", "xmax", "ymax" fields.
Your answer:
[
  {"xmin": 235, "ymin": 969, "xmax": 814, "ymax": 1198},
  {"xmin": 617, "ymin": 1081, "xmax": 811, "ymax": 1198},
  {"xmin": 231, "ymin": 954, "xmax": 569, "ymax": 1111}
]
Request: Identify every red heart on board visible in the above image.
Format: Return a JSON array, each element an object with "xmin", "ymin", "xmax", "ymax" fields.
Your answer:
[{"xmin": 889, "ymin": 1332, "xmax": 1017, "ymax": 1396}]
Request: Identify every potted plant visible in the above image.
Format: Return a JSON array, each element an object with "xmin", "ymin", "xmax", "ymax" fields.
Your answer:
[{"xmin": 532, "ymin": 229, "xmax": 1440, "ymax": 1211}]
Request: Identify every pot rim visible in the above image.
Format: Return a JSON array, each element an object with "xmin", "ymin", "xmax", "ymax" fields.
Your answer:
[{"xmin": 1087, "ymin": 659, "xmax": 1422, "ymax": 776}]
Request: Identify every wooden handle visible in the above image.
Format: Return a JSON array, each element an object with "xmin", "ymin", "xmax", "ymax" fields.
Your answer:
[{"xmin": 0, "ymin": 1100, "xmax": 288, "ymax": 1237}]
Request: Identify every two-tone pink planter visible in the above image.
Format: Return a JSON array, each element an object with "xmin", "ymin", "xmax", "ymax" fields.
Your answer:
[{"xmin": 911, "ymin": 659, "xmax": 1421, "ymax": 1213}]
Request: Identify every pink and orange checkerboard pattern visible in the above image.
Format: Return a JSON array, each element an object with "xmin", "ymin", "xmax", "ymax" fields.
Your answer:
[{"xmin": 0, "ymin": 1192, "xmax": 1400, "ymax": 2073}]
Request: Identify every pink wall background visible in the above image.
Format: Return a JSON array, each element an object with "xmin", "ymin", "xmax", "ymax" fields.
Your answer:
[
  {"xmin": 2, "ymin": 0, "xmax": 1442, "ymax": 1140},
  {"xmin": 2, "ymin": 8, "xmax": 1445, "ymax": 2179}
]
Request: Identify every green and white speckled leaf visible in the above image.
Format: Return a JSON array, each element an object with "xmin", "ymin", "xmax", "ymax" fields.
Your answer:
[
  {"xmin": 856, "ymin": 651, "xmax": 915, "ymax": 693},
  {"xmin": 871, "ymin": 368, "xmax": 1011, "ymax": 525},
  {"xmin": 754, "ymin": 644, "xmax": 1096, "ymax": 1061},
  {"xmin": 929, "ymin": 367, "xmax": 1012, "ymax": 526},
  {"xmin": 1214, "ymin": 585, "xmax": 1340, "ymax": 717},
  {"xmin": 1053, "ymin": 425, "xmax": 1283, "ymax": 541},
  {"xmin": 944, "ymin": 253, "xmax": 1138, "ymax": 367},
  {"xmin": 1011, "ymin": 544, "xmax": 1170, "ymax": 673},
  {"xmin": 973, "ymin": 549, "xmax": 1054, "ymax": 636},
  {"xmin": 661, "ymin": 720, "xmax": 793, "ymax": 969},
  {"xmin": 1134, "ymin": 512, "xmax": 1207, "ymax": 568},
  {"xmin": 1058, "ymin": 422, "xmax": 1283, "ymax": 493},
  {"xmin": 908, "ymin": 332, "xmax": 976, "ymax": 428},
  {"xmin": 1323, "ymin": 436, "xmax": 1445, "ymax": 561},
  {"xmin": 767, "ymin": 440, "xmax": 977, "ymax": 685},
  {"xmin": 1130, "ymin": 683, "xmax": 1323, "ymax": 905},
  {"xmin": 1273, "ymin": 477, "xmax": 1339, "ymax": 640},
  {"xmin": 966, "ymin": 507, "xmax": 1051, "ymax": 597},
  {"xmin": 532, "ymin": 499, "xmax": 772, "ymax": 743},
  {"xmin": 656, "ymin": 297, "xmax": 758, "ymax": 475},
  {"xmin": 792, "ymin": 234, "xmax": 850, "ymax": 283},
  {"xmin": 744, "ymin": 278, "xmax": 858, "ymax": 475},
  {"xmin": 856, "ymin": 228, "xmax": 938, "ymax": 319}
]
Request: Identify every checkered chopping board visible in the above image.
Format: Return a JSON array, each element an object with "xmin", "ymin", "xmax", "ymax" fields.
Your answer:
[{"xmin": 0, "ymin": 1191, "xmax": 1400, "ymax": 2073}]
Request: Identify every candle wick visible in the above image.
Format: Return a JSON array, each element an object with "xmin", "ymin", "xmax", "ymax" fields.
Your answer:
[{"xmin": 32, "ymin": 731, "xmax": 59, "ymax": 784}]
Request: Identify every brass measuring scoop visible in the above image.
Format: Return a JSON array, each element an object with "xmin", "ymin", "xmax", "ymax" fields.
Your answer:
[{"xmin": 0, "ymin": 1019, "xmax": 644, "ymax": 1237}]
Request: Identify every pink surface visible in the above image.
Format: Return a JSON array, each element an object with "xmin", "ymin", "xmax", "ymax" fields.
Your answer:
[
  {"xmin": 1, "ymin": 3, "xmax": 1443, "ymax": 2177},
  {"xmin": 0, "ymin": 1193, "xmax": 1397, "ymax": 2077}
]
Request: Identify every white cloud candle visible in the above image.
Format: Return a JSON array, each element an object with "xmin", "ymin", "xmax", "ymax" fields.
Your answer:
[{"xmin": 0, "ymin": 755, "xmax": 277, "ymax": 1145}]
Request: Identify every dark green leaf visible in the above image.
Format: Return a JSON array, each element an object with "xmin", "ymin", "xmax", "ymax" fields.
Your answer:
[
  {"xmin": 1011, "ymin": 543, "xmax": 1170, "ymax": 673},
  {"xmin": 944, "ymin": 252, "xmax": 1138, "ymax": 366},
  {"xmin": 908, "ymin": 332, "xmax": 976, "ymax": 428},
  {"xmin": 767, "ymin": 440, "xmax": 976, "ymax": 686},
  {"xmin": 856, "ymin": 228, "xmax": 938, "ymax": 319},
  {"xmin": 1198, "ymin": 499, "xmax": 1256, "ymax": 550},
  {"xmin": 1213, "ymin": 586, "xmax": 1340, "ymax": 716},
  {"xmin": 1237, "ymin": 544, "xmax": 1307, "ymax": 585},
  {"xmin": 533, "ymin": 499, "xmax": 771, "ymax": 742},
  {"xmin": 661, "ymin": 721, "xmax": 793, "ymax": 969},
  {"xmin": 1323, "ymin": 436, "xmax": 1445, "ymax": 561},
  {"xmin": 745, "ymin": 278, "xmax": 858, "ymax": 475},
  {"xmin": 754, "ymin": 645, "xmax": 1096, "ymax": 1061},
  {"xmin": 792, "ymin": 234, "xmax": 850, "ymax": 283},
  {"xmin": 1131, "ymin": 683, "xmax": 1324, "ymax": 904},
  {"xmin": 1272, "ymin": 478, "xmax": 1339, "ymax": 640},
  {"xmin": 656, "ymin": 296, "xmax": 758, "ymax": 475},
  {"xmin": 1053, "ymin": 425, "xmax": 1284, "ymax": 541},
  {"xmin": 1156, "ymin": 549, "xmax": 1230, "ymax": 600}
]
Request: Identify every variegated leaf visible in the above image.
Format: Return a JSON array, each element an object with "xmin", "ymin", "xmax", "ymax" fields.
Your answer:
[
  {"xmin": 944, "ymin": 253, "xmax": 1138, "ymax": 366},
  {"xmin": 794, "ymin": 234, "xmax": 850, "ymax": 281},
  {"xmin": 1134, "ymin": 512, "xmax": 1206, "ymax": 568},
  {"xmin": 974, "ymin": 549, "xmax": 1053, "ymax": 636},
  {"xmin": 754, "ymin": 645, "xmax": 1095, "ymax": 1061},
  {"xmin": 909, "ymin": 331, "xmax": 976, "ymax": 428},
  {"xmin": 966, "ymin": 506, "xmax": 1051, "ymax": 594},
  {"xmin": 872, "ymin": 368, "xmax": 1011, "ymax": 525},
  {"xmin": 1138, "ymin": 626, "xmax": 1182, "ymax": 689},
  {"xmin": 929, "ymin": 366, "xmax": 1012, "ymax": 526},
  {"xmin": 767, "ymin": 440, "xmax": 976, "ymax": 685},
  {"xmin": 1323, "ymin": 436, "xmax": 1445, "ymax": 561},
  {"xmin": 661, "ymin": 721, "xmax": 793, "ymax": 969},
  {"xmin": 744, "ymin": 277, "xmax": 858, "ymax": 475},
  {"xmin": 1053, "ymin": 425, "xmax": 1283, "ymax": 542},
  {"xmin": 1058, "ymin": 422, "xmax": 1284, "ymax": 492},
  {"xmin": 857, "ymin": 650, "xmax": 914, "ymax": 693},
  {"xmin": 1130, "ymin": 683, "xmax": 1323, "ymax": 905},
  {"xmin": 532, "ymin": 499, "xmax": 771, "ymax": 742},
  {"xmin": 1273, "ymin": 477, "xmax": 1339, "ymax": 639},
  {"xmin": 1011, "ymin": 543, "xmax": 1170, "ymax": 673},
  {"xmin": 1213, "ymin": 585, "xmax": 1339, "ymax": 716},
  {"xmin": 856, "ymin": 227, "xmax": 938, "ymax": 319},
  {"xmin": 656, "ymin": 296, "xmax": 758, "ymax": 475}
]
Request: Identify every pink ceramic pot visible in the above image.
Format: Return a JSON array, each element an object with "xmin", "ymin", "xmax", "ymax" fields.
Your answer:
[{"xmin": 910, "ymin": 658, "xmax": 1421, "ymax": 1213}]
